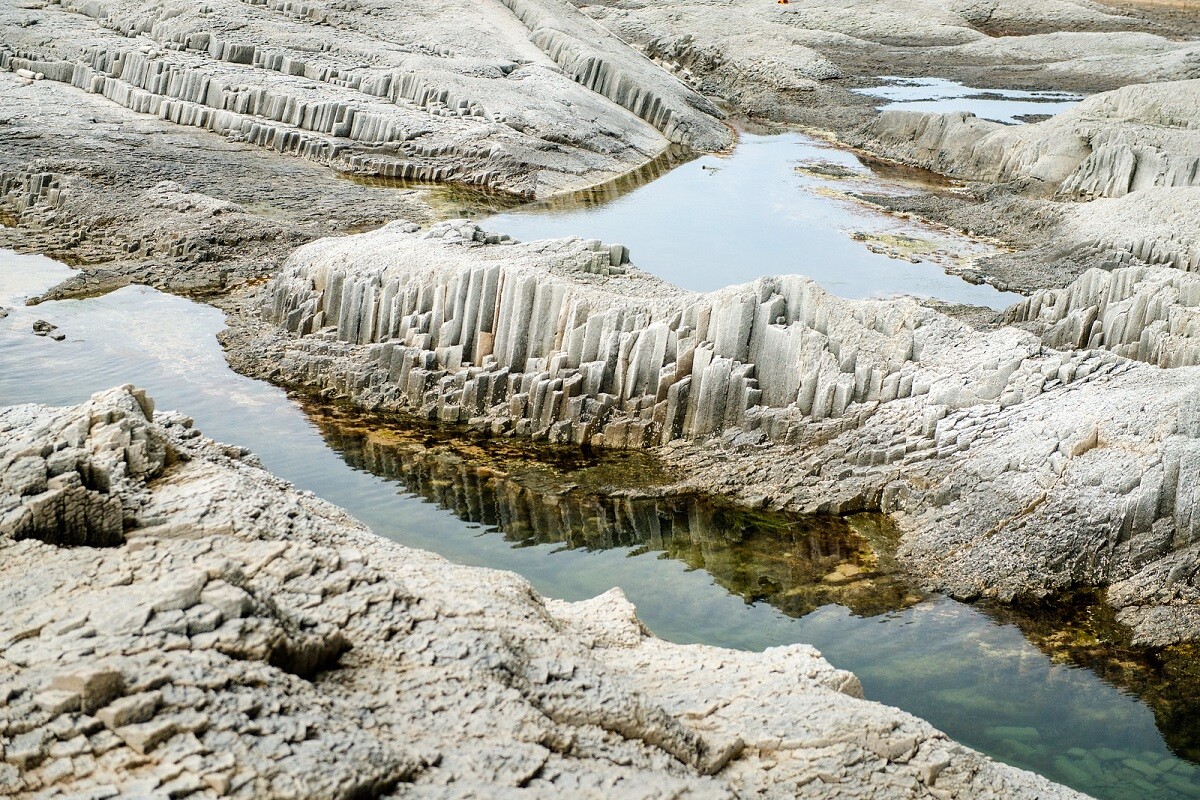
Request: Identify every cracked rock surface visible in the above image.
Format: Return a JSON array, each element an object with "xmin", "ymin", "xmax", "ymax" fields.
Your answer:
[{"xmin": 0, "ymin": 386, "xmax": 1088, "ymax": 798}]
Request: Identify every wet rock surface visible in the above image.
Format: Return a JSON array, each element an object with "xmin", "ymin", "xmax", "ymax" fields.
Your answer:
[{"xmin": 0, "ymin": 386, "xmax": 1088, "ymax": 799}]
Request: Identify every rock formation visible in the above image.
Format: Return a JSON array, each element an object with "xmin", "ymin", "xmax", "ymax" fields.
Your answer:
[
  {"xmin": 0, "ymin": 386, "xmax": 1088, "ymax": 798},
  {"xmin": 0, "ymin": 0, "xmax": 730, "ymax": 198},
  {"xmin": 1008, "ymin": 263, "xmax": 1200, "ymax": 367},
  {"xmin": 853, "ymin": 80, "xmax": 1200, "ymax": 199},
  {"xmin": 578, "ymin": 0, "xmax": 1200, "ymax": 126},
  {"xmin": 240, "ymin": 220, "xmax": 1200, "ymax": 647}
]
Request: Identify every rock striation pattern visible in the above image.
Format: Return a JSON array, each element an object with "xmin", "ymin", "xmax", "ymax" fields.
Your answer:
[
  {"xmin": 853, "ymin": 80, "xmax": 1200, "ymax": 200},
  {"xmin": 261, "ymin": 221, "xmax": 944, "ymax": 448},
  {"xmin": 244, "ymin": 222, "xmax": 1200, "ymax": 647},
  {"xmin": 0, "ymin": 0, "xmax": 730, "ymax": 198},
  {"xmin": 1008, "ymin": 264, "xmax": 1200, "ymax": 367},
  {"xmin": 0, "ymin": 386, "xmax": 1088, "ymax": 799}
]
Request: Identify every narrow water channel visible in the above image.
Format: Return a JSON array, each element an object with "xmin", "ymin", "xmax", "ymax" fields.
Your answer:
[{"xmin": 3, "ymin": 250, "xmax": 1199, "ymax": 800}]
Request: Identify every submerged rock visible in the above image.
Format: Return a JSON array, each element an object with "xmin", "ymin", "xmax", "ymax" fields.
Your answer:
[{"xmin": 0, "ymin": 386, "xmax": 1089, "ymax": 798}]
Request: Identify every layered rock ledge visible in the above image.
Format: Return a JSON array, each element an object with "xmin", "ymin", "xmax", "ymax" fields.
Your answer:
[
  {"xmin": 237, "ymin": 220, "xmax": 1200, "ymax": 647},
  {"xmin": 0, "ymin": 0, "xmax": 730, "ymax": 198},
  {"xmin": 853, "ymin": 80, "xmax": 1200, "ymax": 201},
  {"xmin": 0, "ymin": 387, "xmax": 1086, "ymax": 798}
]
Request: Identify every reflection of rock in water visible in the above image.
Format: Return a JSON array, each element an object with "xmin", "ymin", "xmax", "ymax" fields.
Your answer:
[
  {"xmin": 315, "ymin": 415, "xmax": 921, "ymax": 619},
  {"xmin": 522, "ymin": 145, "xmax": 697, "ymax": 213},
  {"xmin": 345, "ymin": 145, "xmax": 697, "ymax": 220},
  {"xmin": 986, "ymin": 595, "xmax": 1200, "ymax": 767}
]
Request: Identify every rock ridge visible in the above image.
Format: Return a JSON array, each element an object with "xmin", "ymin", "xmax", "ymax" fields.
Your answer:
[{"xmin": 238, "ymin": 220, "xmax": 1200, "ymax": 647}]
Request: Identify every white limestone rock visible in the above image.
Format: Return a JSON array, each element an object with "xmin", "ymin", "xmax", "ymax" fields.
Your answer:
[
  {"xmin": 0, "ymin": 386, "xmax": 1090, "ymax": 798},
  {"xmin": 0, "ymin": 0, "xmax": 731, "ymax": 198},
  {"xmin": 247, "ymin": 221, "xmax": 1200, "ymax": 645},
  {"xmin": 855, "ymin": 80, "xmax": 1200, "ymax": 199}
]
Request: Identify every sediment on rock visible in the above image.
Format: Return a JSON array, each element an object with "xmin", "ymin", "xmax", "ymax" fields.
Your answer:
[{"xmin": 0, "ymin": 386, "xmax": 1089, "ymax": 798}]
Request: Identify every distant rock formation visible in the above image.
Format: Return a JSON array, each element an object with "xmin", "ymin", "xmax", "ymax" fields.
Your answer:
[
  {"xmin": 0, "ymin": 0, "xmax": 731, "ymax": 197},
  {"xmin": 853, "ymin": 80, "xmax": 1200, "ymax": 200}
]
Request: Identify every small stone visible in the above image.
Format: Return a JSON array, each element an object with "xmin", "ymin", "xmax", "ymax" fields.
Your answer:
[
  {"xmin": 115, "ymin": 719, "xmax": 178, "ymax": 755},
  {"xmin": 151, "ymin": 570, "xmax": 208, "ymax": 613},
  {"xmin": 51, "ymin": 666, "xmax": 125, "ymax": 714},
  {"xmin": 34, "ymin": 689, "xmax": 82, "ymax": 715},
  {"xmin": 199, "ymin": 581, "xmax": 252, "ymax": 620},
  {"xmin": 203, "ymin": 772, "xmax": 232, "ymax": 795},
  {"xmin": 5, "ymin": 730, "xmax": 50, "ymax": 769},
  {"xmin": 97, "ymin": 692, "xmax": 160, "ymax": 729}
]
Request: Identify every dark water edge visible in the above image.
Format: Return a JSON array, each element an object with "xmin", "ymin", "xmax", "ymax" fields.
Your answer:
[
  {"xmin": 302, "ymin": 400, "xmax": 923, "ymax": 622},
  {"xmin": 301, "ymin": 402, "xmax": 1200, "ymax": 799}
]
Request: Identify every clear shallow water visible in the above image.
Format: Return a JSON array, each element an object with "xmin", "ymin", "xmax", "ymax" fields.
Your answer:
[
  {"xmin": 482, "ymin": 133, "xmax": 1022, "ymax": 310},
  {"xmin": 857, "ymin": 77, "xmax": 1083, "ymax": 124},
  {"xmin": 3, "ymin": 251, "xmax": 1199, "ymax": 799}
]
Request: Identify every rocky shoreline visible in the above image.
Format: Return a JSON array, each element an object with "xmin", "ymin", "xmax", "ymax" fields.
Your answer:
[
  {"xmin": 219, "ymin": 215, "xmax": 1200, "ymax": 648},
  {"xmin": 6, "ymin": 0, "xmax": 1200, "ymax": 794},
  {"xmin": 0, "ymin": 386, "xmax": 1088, "ymax": 798}
]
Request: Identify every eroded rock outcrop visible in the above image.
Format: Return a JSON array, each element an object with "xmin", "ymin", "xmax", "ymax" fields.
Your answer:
[
  {"xmin": 242, "ymin": 221, "xmax": 1200, "ymax": 646},
  {"xmin": 0, "ymin": 386, "xmax": 1087, "ymax": 798},
  {"xmin": 259, "ymin": 220, "xmax": 959, "ymax": 448},
  {"xmin": 854, "ymin": 80, "xmax": 1200, "ymax": 199},
  {"xmin": 1008, "ymin": 263, "xmax": 1200, "ymax": 367},
  {"xmin": 579, "ymin": 0, "xmax": 1200, "ymax": 126},
  {"xmin": 0, "ymin": 0, "xmax": 730, "ymax": 197}
]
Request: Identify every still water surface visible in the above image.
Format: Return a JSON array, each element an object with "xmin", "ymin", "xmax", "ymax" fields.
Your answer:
[
  {"xmin": 2, "ymin": 251, "xmax": 1198, "ymax": 799},
  {"xmin": 856, "ymin": 77, "xmax": 1083, "ymax": 124},
  {"xmin": 483, "ymin": 133, "xmax": 1022, "ymax": 309}
]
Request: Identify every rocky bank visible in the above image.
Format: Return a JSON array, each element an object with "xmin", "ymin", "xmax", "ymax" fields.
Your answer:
[
  {"xmin": 0, "ymin": 386, "xmax": 1088, "ymax": 799},
  {"xmin": 7, "ymin": 0, "xmax": 1200, "ymax": 794}
]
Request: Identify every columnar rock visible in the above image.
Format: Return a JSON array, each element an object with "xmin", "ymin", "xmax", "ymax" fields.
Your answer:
[
  {"xmin": 0, "ymin": 386, "xmax": 1088, "ymax": 798},
  {"xmin": 261, "ymin": 220, "xmax": 953, "ymax": 448},
  {"xmin": 852, "ymin": 80, "xmax": 1200, "ymax": 200},
  {"xmin": 1008, "ymin": 264, "xmax": 1200, "ymax": 367},
  {"xmin": 0, "ymin": 0, "xmax": 731, "ymax": 197},
  {"xmin": 244, "ymin": 221, "xmax": 1200, "ymax": 646}
]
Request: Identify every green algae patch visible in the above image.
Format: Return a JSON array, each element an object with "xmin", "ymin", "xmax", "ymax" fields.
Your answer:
[{"xmin": 301, "ymin": 397, "xmax": 922, "ymax": 621}]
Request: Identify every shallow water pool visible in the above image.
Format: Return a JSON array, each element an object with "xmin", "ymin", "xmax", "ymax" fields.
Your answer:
[
  {"xmin": 481, "ymin": 133, "xmax": 1022, "ymax": 309},
  {"xmin": 3, "ymin": 251, "xmax": 1199, "ymax": 799},
  {"xmin": 857, "ymin": 77, "xmax": 1083, "ymax": 124}
]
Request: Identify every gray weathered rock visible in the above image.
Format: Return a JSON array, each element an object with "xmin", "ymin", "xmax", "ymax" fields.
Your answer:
[
  {"xmin": 243, "ymin": 221, "xmax": 1200, "ymax": 646},
  {"xmin": 0, "ymin": 386, "xmax": 1089, "ymax": 798},
  {"xmin": 0, "ymin": 0, "xmax": 730, "ymax": 198},
  {"xmin": 854, "ymin": 80, "xmax": 1200, "ymax": 200}
]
